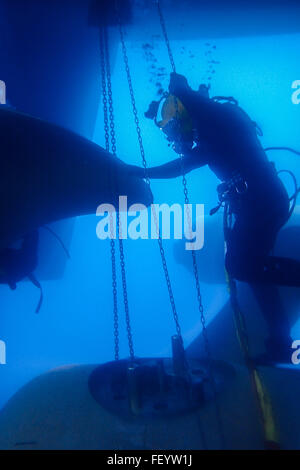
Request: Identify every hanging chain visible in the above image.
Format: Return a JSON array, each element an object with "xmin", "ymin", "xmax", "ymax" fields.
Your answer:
[
  {"xmin": 181, "ymin": 151, "xmax": 226, "ymax": 448},
  {"xmin": 156, "ymin": 0, "xmax": 208, "ymax": 355},
  {"xmin": 100, "ymin": 27, "xmax": 119, "ymax": 361},
  {"xmin": 99, "ymin": 28, "xmax": 109, "ymax": 152},
  {"xmin": 118, "ymin": 215, "xmax": 135, "ymax": 360},
  {"xmin": 103, "ymin": 26, "xmax": 135, "ymax": 361},
  {"xmin": 116, "ymin": 3, "xmax": 183, "ymax": 343},
  {"xmin": 156, "ymin": 0, "xmax": 176, "ymax": 73},
  {"xmin": 156, "ymin": 0, "xmax": 226, "ymax": 447},
  {"xmin": 104, "ymin": 28, "xmax": 117, "ymax": 156},
  {"xmin": 181, "ymin": 162, "xmax": 212, "ymax": 382}
]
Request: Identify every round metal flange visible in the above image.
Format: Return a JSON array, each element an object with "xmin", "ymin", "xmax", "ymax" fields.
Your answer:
[{"xmin": 88, "ymin": 357, "xmax": 235, "ymax": 420}]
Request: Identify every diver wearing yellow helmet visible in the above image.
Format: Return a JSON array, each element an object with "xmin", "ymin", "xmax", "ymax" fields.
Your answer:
[{"xmin": 131, "ymin": 72, "xmax": 300, "ymax": 364}]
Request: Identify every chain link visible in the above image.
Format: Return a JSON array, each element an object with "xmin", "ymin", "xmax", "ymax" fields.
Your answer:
[
  {"xmin": 181, "ymin": 155, "xmax": 226, "ymax": 448},
  {"xmin": 104, "ymin": 28, "xmax": 117, "ymax": 155},
  {"xmin": 100, "ymin": 27, "xmax": 120, "ymax": 361},
  {"xmin": 110, "ymin": 237, "xmax": 119, "ymax": 360},
  {"xmin": 118, "ymin": 214, "xmax": 135, "ymax": 360},
  {"xmin": 180, "ymin": 131, "xmax": 226, "ymax": 450},
  {"xmin": 156, "ymin": 0, "xmax": 176, "ymax": 73},
  {"xmin": 103, "ymin": 25, "xmax": 135, "ymax": 361},
  {"xmin": 181, "ymin": 163, "xmax": 209, "ymax": 354},
  {"xmin": 99, "ymin": 28, "xmax": 109, "ymax": 153},
  {"xmin": 156, "ymin": 1, "xmax": 226, "ymax": 447},
  {"xmin": 116, "ymin": 3, "xmax": 184, "ymax": 344},
  {"xmin": 100, "ymin": 29, "xmax": 118, "ymax": 353}
]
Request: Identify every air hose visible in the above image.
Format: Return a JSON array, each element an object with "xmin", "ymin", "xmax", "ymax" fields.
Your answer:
[
  {"xmin": 264, "ymin": 146, "xmax": 300, "ymax": 219},
  {"xmin": 264, "ymin": 146, "xmax": 300, "ymax": 157}
]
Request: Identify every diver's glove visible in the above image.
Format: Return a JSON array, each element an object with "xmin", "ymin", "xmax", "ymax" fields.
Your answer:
[{"xmin": 169, "ymin": 73, "xmax": 191, "ymax": 95}]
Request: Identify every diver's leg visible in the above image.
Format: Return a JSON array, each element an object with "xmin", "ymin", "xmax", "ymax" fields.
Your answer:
[
  {"xmin": 226, "ymin": 239, "xmax": 292, "ymax": 343},
  {"xmin": 225, "ymin": 213, "xmax": 293, "ymax": 361},
  {"xmin": 259, "ymin": 255, "xmax": 300, "ymax": 287},
  {"xmin": 228, "ymin": 253, "xmax": 300, "ymax": 287},
  {"xmin": 225, "ymin": 202, "xmax": 300, "ymax": 286}
]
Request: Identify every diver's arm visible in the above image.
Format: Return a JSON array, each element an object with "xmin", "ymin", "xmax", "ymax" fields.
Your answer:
[
  {"xmin": 128, "ymin": 148, "xmax": 207, "ymax": 179},
  {"xmin": 146, "ymin": 155, "xmax": 197, "ymax": 179},
  {"xmin": 147, "ymin": 158, "xmax": 183, "ymax": 179}
]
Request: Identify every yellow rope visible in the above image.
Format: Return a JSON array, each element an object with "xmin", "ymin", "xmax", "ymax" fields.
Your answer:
[{"xmin": 227, "ymin": 272, "xmax": 280, "ymax": 448}]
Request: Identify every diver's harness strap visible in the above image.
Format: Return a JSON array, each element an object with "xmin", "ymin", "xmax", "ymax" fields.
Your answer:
[{"xmin": 210, "ymin": 172, "xmax": 248, "ymax": 216}]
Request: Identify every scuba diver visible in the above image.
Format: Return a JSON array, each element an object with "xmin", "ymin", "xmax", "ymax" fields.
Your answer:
[
  {"xmin": 133, "ymin": 72, "xmax": 300, "ymax": 364},
  {"xmin": 0, "ymin": 230, "xmax": 43, "ymax": 312}
]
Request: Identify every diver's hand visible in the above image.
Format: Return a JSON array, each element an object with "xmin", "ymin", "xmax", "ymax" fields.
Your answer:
[{"xmin": 169, "ymin": 73, "xmax": 190, "ymax": 95}]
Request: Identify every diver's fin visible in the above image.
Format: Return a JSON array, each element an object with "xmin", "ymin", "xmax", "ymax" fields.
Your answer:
[{"xmin": 28, "ymin": 273, "xmax": 43, "ymax": 314}]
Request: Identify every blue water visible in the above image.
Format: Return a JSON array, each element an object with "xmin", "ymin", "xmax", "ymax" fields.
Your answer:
[{"xmin": 0, "ymin": 31, "xmax": 299, "ymax": 409}]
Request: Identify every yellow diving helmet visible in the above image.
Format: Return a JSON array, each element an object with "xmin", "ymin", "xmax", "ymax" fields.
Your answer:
[{"xmin": 157, "ymin": 94, "xmax": 193, "ymax": 143}]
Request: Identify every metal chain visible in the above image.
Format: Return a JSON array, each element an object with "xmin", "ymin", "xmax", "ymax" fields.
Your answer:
[
  {"xmin": 182, "ymin": 156, "xmax": 226, "ymax": 448},
  {"xmin": 181, "ymin": 167, "xmax": 210, "ymax": 362},
  {"xmin": 99, "ymin": 28, "xmax": 109, "ymax": 153},
  {"xmin": 156, "ymin": 0, "xmax": 176, "ymax": 73},
  {"xmin": 151, "ymin": 206, "xmax": 183, "ymax": 339},
  {"xmin": 100, "ymin": 27, "xmax": 119, "ymax": 361},
  {"xmin": 118, "ymin": 214, "xmax": 135, "ymax": 360},
  {"xmin": 116, "ymin": 4, "xmax": 183, "ymax": 343},
  {"xmin": 156, "ymin": 1, "xmax": 226, "ymax": 447},
  {"xmin": 104, "ymin": 28, "xmax": 117, "ymax": 155},
  {"xmin": 103, "ymin": 26, "xmax": 135, "ymax": 361}
]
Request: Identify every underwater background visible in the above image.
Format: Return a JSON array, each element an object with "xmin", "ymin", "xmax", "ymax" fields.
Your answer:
[{"xmin": 0, "ymin": 1, "xmax": 300, "ymax": 416}]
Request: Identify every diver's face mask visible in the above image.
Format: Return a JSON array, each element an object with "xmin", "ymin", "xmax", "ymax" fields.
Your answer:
[{"xmin": 162, "ymin": 118, "xmax": 194, "ymax": 154}]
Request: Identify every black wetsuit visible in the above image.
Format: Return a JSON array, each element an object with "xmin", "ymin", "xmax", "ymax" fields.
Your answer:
[{"xmin": 148, "ymin": 73, "xmax": 300, "ymax": 353}]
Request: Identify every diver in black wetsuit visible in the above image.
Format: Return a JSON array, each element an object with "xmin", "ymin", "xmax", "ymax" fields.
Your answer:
[{"xmin": 132, "ymin": 73, "xmax": 300, "ymax": 363}]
